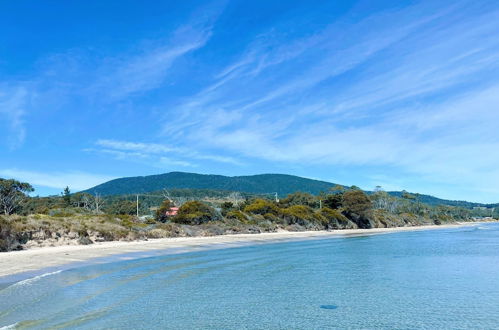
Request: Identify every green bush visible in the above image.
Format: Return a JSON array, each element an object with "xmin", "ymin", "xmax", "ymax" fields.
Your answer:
[
  {"xmin": 319, "ymin": 207, "xmax": 353, "ymax": 229},
  {"xmin": 281, "ymin": 205, "xmax": 325, "ymax": 226},
  {"xmin": 243, "ymin": 199, "xmax": 280, "ymax": 216},
  {"xmin": 173, "ymin": 201, "xmax": 219, "ymax": 225},
  {"xmin": 49, "ymin": 208, "xmax": 76, "ymax": 217},
  {"xmin": 155, "ymin": 199, "xmax": 175, "ymax": 222},
  {"xmin": 225, "ymin": 210, "xmax": 247, "ymax": 222},
  {"xmin": 280, "ymin": 192, "xmax": 319, "ymax": 208}
]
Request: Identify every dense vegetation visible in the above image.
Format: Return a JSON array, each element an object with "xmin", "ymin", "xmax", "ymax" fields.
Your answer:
[
  {"xmin": 83, "ymin": 172, "xmax": 338, "ymax": 196},
  {"xmin": 83, "ymin": 171, "xmax": 498, "ymax": 209},
  {"xmin": 0, "ymin": 177, "xmax": 496, "ymax": 252}
]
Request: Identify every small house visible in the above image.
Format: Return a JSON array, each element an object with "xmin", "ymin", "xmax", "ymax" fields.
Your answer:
[{"xmin": 165, "ymin": 207, "xmax": 179, "ymax": 216}]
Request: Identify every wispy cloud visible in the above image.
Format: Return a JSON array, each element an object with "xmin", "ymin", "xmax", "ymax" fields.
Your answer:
[
  {"xmin": 156, "ymin": 1, "xmax": 499, "ymax": 201},
  {"xmin": 96, "ymin": 139, "xmax": 180, "ymax": 154},
  {"xmin": 0, "ymin": 169, "xmax": 114, "ymax": 191},
  {"xmin": 89, "ymin": 1, "xmax": 225, "ymax": 101},
  {"xmin": 0, "ymin": 2, "xmax": 226, "ymax": 150},
  {"xmin": 3, "ymin": 0, "xmax": 499, "ymax": 201},
  {"xmin": 89, "ymin": 139, "xmax": 242, "ymax": 166},
  {"xmin": 0, "ymin": 84, "xmax": 31, "ymax": 149},
  {"xmin": 93, "ymin": 36, "xmax": 210, "ymax": 101}
]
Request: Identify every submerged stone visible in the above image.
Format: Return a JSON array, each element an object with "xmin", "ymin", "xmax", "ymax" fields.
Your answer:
[{"xmin": 320, "ymin": 305, "xmax": 338, "ymax": 310}]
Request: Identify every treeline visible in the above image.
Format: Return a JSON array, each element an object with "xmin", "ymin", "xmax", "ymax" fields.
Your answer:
[
  {"xmin": 1, "ymin": 177, "xmax": 497, "ymax": 251},
  {"xmin": 151, "ymin": 187, "xmax": 486, "ymax": 230},
  {"xmin": 2, "ymin": 177, "xmax": 497, "ymax": 222}
]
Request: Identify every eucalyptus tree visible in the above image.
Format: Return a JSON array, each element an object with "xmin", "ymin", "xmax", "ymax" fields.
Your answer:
[{"xmin": 0, "ymin": 178, "xmax": 34, "ymax": 215}]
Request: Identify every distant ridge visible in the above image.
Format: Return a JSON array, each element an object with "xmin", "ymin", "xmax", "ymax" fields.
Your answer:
[
  {"xmin": 83, "ymin": 172, "xmax": 338, "ymax": 197},
  {"xmin": 82, "ymin": 171, "xmax": 497, "ymax": 208}
]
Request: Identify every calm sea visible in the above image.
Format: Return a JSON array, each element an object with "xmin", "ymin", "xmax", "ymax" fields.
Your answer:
[{"xmin": 1, "ymin": 223, "xmax": 499, "ymax": 329}]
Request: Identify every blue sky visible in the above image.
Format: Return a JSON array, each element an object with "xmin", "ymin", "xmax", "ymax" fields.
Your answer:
[{"xmin": 1, "ymin": 0, "xmax": 499, "ymax": 202}]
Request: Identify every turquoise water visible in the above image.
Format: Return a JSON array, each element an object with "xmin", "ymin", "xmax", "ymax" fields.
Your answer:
[{"xmin": 1, "ymin": 223, "xmax": 499, "ymax": 329}]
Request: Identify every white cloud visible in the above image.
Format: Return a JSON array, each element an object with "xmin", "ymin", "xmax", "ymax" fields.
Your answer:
[
  {"xmin": 0, "ymin": 169, "xmax": 115, "ymax": 191},
  {"xmin": 0, "ymin": 85, "xmax": 31, "ymax": 148},
  {"xmin": 91, "ymin": 2, "xmax": 224, "ymax": 100},
  {"xmin": 155, "ymin": 2, "xmax": 499, "ymax": 202},
  {"xmin": 96, "ymin": 139, "xmax": 180, "ymax": 154},
  {"xmin": 91, "ymin": 139, "xmax": 242, "ymax": 166}
]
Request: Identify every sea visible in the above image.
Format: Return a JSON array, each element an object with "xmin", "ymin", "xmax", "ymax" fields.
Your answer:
[{"xmin": 1, "ymin": 223, "xmax": 499, "ymax": 329}]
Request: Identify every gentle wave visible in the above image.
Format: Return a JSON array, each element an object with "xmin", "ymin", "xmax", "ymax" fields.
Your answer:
[
  {"xmin": 7, "ymin": 270, "xmax": 63, "ymax": 289},
  {"xmin": 0, "ymin": 322, "xmax": 18, "ymax": 329}
]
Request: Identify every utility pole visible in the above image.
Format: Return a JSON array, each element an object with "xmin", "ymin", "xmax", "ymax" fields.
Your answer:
[
  {"xmin": 95, "ymin": 193, "xmax": 100, "ymax": 213},
  {"xmin": 136, "ymin": 194, "xmax": 139, "ymax": 217}
]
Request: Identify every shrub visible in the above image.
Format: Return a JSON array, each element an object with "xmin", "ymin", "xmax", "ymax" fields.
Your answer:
[
  {"xmin": 319, "ymin": 207, "xmax": 355, "ymax": 229},
  {"xmin": 173, "ymin": 201, "xmax": 219, "ymax": 225},
  {"xmin": 49, "ymin": 209, "xmax": 76, "ymax": 217},
  {"xmin": 243, "ymin": 199, "xmax": 280, "ymax": 216},
  {"xmin": 225, "ymin": 210, "xmax": 247, "ymax": 222},
  {"xmin": 281, "ymin": 205, "xmax": 325, "ymax": 227},
  {"xmin": 280, "ymin": 192, "xmax": 319, "ymax": 208}
]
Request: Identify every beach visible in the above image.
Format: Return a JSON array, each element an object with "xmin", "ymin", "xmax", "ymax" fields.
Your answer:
[{"xmin": 0, "ymin": 222, "xmax": 482, "ymax": 278}]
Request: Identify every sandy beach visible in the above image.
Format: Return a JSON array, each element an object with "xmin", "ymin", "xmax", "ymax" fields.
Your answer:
[{"xmin": 0, "ymin": 222, "xmax": 483, "ymax": 278}]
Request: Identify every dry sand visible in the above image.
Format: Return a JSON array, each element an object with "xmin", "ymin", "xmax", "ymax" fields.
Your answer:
[{"xmin": 0, "ymin": 223, "xmax": 482, "ymax": 278}]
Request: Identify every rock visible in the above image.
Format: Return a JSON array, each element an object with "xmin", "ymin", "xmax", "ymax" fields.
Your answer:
[{"xmin": 78, "ymin": 236, "xmax": 93, "ymax": 245}]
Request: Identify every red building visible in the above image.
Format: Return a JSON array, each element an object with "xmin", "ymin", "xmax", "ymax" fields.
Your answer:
[{"xmin": 165, "ymin": 207, "xmax": 179, "ymax": 216}]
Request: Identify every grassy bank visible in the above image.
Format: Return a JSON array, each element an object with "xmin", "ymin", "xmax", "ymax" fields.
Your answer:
[{"xmin": 0, "ymin": 207, "xmax": 476, "ymax": 252}]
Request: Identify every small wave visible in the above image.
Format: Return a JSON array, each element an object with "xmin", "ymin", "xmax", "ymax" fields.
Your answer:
[
  {"xmin": 0, "ymin": 322, "xmax": 19, "ymax": 329},
  {"xmin": 477, "ymin": 226, "xmax": 491, "ymax": 230},
  {"xmin": 8, "ymin": 270, "xmax": 62, "ymax": 289}
]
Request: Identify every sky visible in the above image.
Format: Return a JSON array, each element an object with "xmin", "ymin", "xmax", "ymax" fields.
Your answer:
[{"xmin": 1, "ymin": 0, "xmax": 499, "ymax": 203}]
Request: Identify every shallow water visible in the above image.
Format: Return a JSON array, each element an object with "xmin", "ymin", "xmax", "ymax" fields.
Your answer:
[{"xmin": 1, "ymin": 224, "xmax": 499, "ymax": 329}]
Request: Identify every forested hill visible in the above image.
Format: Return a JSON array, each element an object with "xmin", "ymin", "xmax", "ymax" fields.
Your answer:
[
  {"xmin": 82, "ymin": 171, "xmax": 496, "ymax": 208},
  {"xmin": 83, "ymin": 172, "xmax": 338, "ymax": 197}
]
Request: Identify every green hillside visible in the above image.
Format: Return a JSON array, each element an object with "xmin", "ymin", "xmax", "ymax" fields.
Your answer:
[
  {"xmin": 82, "ymin": 171, "xmax": 497, "ymax": 209},
  {"xmin": 83, "ymin": 172, "xmax": 340, "ymax": 197}
]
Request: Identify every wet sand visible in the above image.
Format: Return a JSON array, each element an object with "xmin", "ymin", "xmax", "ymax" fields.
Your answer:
[{"xmin": 0, "ymin": 222, "xmax": 482, "ymax": 278}]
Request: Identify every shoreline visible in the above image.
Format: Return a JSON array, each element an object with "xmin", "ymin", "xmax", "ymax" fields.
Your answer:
[{"xmin": 0, "ymin": 222, "xmax": 487, "ymax": 280}]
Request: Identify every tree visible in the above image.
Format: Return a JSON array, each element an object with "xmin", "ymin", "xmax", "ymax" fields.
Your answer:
[
  {"xmin": 106, "ymin": 200, "xmax": 136, "ymax": 215},
  {"xmin": 173, "ymin": 201, "xmax": 219, "ymax": 225},
  {"xmin": 94, "ymin": 193, "xmax": 104, "ymax": 214},
  {"xmin": 228, "ymin": 192, "xmax": 243, "ymax": 207},
  {"xmin": 342, "ymin": 190, "xmax": 372, "ymax": 216},
  {"xmin": 329, "ymin": 185, "xmax": 345, "ymax": 193},
  {"xmin": 401, "ymin": 190, "xmax": 416, "ymax": 201},
  {"xmin": 63, "ymin": 186, "xmax": 71, "ymax": 206},
  {"xmin": 221, "ymin": 201, "xmax": 234, "ymax": 216},
  {"xmin": 72, "ymin": 192, "xmax": 94, "ymax": 210},
  {"xmin": 323, "ymin": 193, "xmax": 343, "ymax": 209},
  {"xmin": 280, "ymin": 192, "xmax": 319, "ymax": 208},
  {"xmin": 0, "ymin": 178, "xmax": 34, "ymax": 215},
  {"xmin": 155, "ymin": 199, "xmax": 175, "ymax": 222}
]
